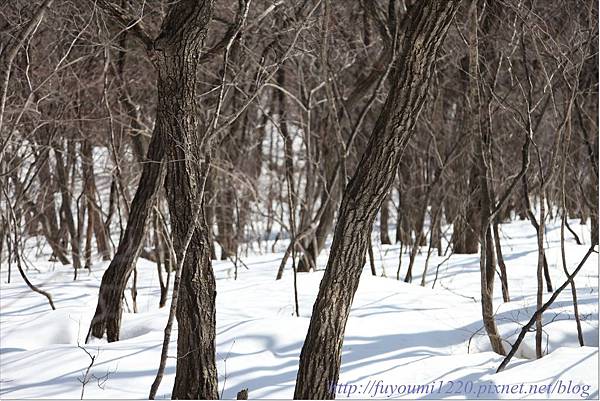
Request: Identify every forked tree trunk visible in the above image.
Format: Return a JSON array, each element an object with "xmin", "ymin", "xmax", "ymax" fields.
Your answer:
[
  {"xmin": 89, "ymin": 2, "xmax": 219, "ymax": 398},
  {"xmin": 294, "ymin": 2, "xmax": 459, "ymax": 398},
  {"xmin": 153, "ymin": 0, "xmax": 218, "ymax": 397}
]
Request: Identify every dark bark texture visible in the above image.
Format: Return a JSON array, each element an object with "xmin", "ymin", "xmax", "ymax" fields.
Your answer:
[
  {"xmin": 153, "ymin": 0, "xmax": 218, "ymax": 398},
  {"xmin": 87, "ymin": 131, "xmax": 165, "ymax": 341},
  {"xmin": 87, "ymin": 16, "xmax": 219, "ymax": 401},
  {"xmin": 294, "ymin": 1, "xmax": 460, "ymax": 398}
]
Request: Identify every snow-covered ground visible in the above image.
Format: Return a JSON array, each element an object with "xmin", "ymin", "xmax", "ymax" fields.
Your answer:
[{"xmin": 1, "ymin": 219, "xmax": 598, "ymax": 399}]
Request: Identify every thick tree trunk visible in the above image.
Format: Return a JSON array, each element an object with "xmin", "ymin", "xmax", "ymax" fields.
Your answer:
[
  {"xmin": 153, "ymin": 0, "xmax": 218, "ymax": 397},
  {"xmin": 90, "ymin": 3, "xmax": 219, "ymax": 399},
  {"xmin": 294, "ymin": 2, "xmax": 459, "ymax": 398}
]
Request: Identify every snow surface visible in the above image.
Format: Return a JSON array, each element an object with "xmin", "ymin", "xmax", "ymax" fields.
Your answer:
[{"xmin": 1, "ymin": 219, "xmax": 598, "ymax": 399}]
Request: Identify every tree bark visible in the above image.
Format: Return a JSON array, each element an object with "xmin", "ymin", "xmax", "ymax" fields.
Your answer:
[
  {"xmin": 87, "ymin": 131, "xmax": 165, "ymax": 341},
  {"xmin": 294, "ymin": 2, "xmax": 459, "ymax": 398},
  {"xmin": 297, "ymin": 136, "xmax": 340, "ymax": 273},
  {"xmin": 379, "ymin": 195, "xmax": 392, "ymax": 244},
  {"xmin": 0, "ymin": 0, "xmax": 54, "ymax": 144},
  {"xmin": 53, "ymin": 142, "xmax": 82, "ymax": 277},
  {"xmin": 216, "ymin": 184, "xmax": 236, "ymax": 260},
  {"xmin": 153, "ymin": 0, "xmax": 218, "ymax": 397},
  {"xmin": 35, "ymin": 148, "xmax": 70, "ymax": 264},
  {"xmin": 469, "ymin": 0, "xmax": 504, "ymax": 355},
  {"xmin": 82, "ymin": 140, "xmax": 111, "ymax": 261},
  {"xmin": 493, "ymin": 218, "xmax": 510, "ymax": 302}
]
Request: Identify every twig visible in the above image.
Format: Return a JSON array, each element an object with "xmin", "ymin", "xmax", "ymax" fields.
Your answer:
[{"xmin": 497, "ymin": 245, "xmax": 596, "ymax": 372}]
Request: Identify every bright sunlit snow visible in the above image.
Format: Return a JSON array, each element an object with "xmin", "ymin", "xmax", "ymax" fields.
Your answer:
[{"xmin": 1, "ymin": 219, "xmax": 597, "ymax": 399}]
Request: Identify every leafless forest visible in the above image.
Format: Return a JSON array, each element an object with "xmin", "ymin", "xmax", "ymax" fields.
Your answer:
[{"xmin": 1, "ymin": 0, "xmax": 598, "ymax": 399}]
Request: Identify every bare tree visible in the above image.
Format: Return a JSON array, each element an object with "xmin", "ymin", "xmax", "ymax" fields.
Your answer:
[{"xmin": 294, "ymin": 1, "xmax": 460, "ymax": 398}]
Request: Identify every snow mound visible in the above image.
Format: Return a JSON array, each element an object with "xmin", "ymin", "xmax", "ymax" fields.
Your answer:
[{"xmin": 0, "ymin": 219, "xmax": 597, "ymax": 398}]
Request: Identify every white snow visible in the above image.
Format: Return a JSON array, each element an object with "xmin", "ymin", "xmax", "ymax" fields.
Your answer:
[{"xmin": 0, "ymin": 219, "xmax": 597, "ymax": 399}]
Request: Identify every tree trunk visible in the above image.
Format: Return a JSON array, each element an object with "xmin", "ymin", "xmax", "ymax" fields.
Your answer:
[
  {"xmin": 297, "ymin": 183, "xmax": 338, "ymax": 272},
  {"xmin": 294, "ymin": 2, "xmax": 459, "ymax": 398},
  {"xmin": 395, "ymin": 165, "xmax": 412, "ymax": 245},
  {"xmin": 469, "ymin": 0, "xmax": 504, "ymax": 355},
  {"xmin": 204, "ymin": 171, "xmax": 218, "ymax": 260},
  {"xmin": 522, "ymin": 177, "xmax": 553, "ymax": 293},
  {"xmin": 592, "ymin": 213, "xmax": 599, "ymax": 245},
  {"xmin": 433, "ymin": 204, "xmax": 442, "ymax": 256},
  {"xmin": 82, "ymin": 140, "xmax": 111, "ymax": 261},
  {"xmin": 153, "ymin": 0, "xmax": 218, "ymax": 397},
  {"xmin": 379, "ymin": 195, "xmax": 392, "ymax": 244},
  {"xmin": 453, "ymin": 51, "xmax": 479, "ymax": 256},
  {"xmin": 493, "ymin": 218, "xmax": 510, "ymax": 302},
  {"xmin": 216, "ymin": 184, "xmax": 236, "ymax": 260},
  {"xmin": 54, "ymin": 142, "xmax": 82, "ymax": 276},
  {"xmin": 36, "ymin": 151, "xmax": 70, "ymax": 264},
  {"xmin": 535, "ymin": 194, "xmax": 546, "ymax": 358},
  {"xmin": 154, "ymin": 210, "xmax": 168, "ymax": 308},
  {"xmin": 87, "ymin": 130, "xmax": 165, "ymax": 341}
]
